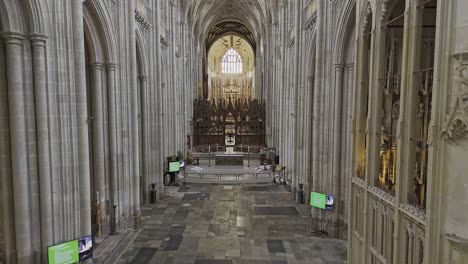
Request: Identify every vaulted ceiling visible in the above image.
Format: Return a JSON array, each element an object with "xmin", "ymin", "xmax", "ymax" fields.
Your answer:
[
  {"xmin": 206, "ymin": 21, "xmax": 256, "ymax": 52},
  {"xmin": 182, "ymin": 0, "xmax": 276, "ymax": 52}
]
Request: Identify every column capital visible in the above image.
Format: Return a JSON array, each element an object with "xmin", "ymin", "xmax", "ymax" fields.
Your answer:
[
  {"xmin": 29, "ymin": 33, "xmax": 48, "ymax": 47},
  {"xmin": 1, "ymin": 31, "xmax": 25, "ymax": 45},
  {"xmin": 345, "ymin": 63, "xmax": 355, "ymax": 70},
  {"xmin": 334, "ymin": 63, "xmax": 345, "ymax": 70},
  {"xmin": 89, "ymin": 62, "xmax": 104, "ymax": 70},
  {"xmin": 106, "ymin": 62, "xmax": 117, "ymax": 70}
]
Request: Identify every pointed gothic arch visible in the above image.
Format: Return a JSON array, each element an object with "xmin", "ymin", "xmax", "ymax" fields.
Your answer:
[{"xmin": 83, "ymin": 0, "xmax": 117, "ymax": 64}]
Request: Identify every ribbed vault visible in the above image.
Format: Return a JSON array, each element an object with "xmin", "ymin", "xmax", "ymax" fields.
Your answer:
[
  {"xmin": 206, "ymin": 21, "xmax": 256, "ymax": 52},
  {"xmin": 183, "ymin": 0, "xmax": 275, "ymax": 49}
]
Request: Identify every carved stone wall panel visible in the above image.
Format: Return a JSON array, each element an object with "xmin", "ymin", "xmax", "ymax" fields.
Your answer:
[
  {"xmin": 442, "ymin": 53, "xmax": 468, "ymax": 141},
  {"xmin": 193, "ymin": 98, "xmax": 265, "ymax": 147},
  {"xmin": 446, "ymin": 234, "xmax": 468, "ymax": 264},
  {"xmin": 399, "ymin": 215, "xmax": 426, "ymax": 264},
  {"xmin": 368, "ymin": 194, "xmax": 396, "ymax": 263}
]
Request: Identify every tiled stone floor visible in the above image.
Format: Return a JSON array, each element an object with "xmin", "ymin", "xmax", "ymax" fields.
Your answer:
[{"xmin": 117, "ymin": 183, "xmax": 347, "ymax": 264}]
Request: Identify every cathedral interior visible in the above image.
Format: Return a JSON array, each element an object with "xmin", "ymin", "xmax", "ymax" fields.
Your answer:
[{"xmin": 1, "ymin": 0, "xmax": 468, "ymax": 263}]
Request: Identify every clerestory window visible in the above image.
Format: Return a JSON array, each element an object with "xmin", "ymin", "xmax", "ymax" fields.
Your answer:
[{"xmin": 221, "ymin": 49, "xmax": 242, "ymax": 74}]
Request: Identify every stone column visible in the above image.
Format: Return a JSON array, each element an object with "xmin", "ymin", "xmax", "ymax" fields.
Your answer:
[
  {"xmin": 129, "ymin": 0, "xmax": 141, "ymax": 226},
  {"xmin": 169, "ymin": 1, "xmax": 176, "ymax": 154},
  {"xmin": 30, "ymin": 33, "xmax": 53, "ymax": 262},
  {"xmin": 0, "ymin": 34, "xmax": 17, "ymax": 264},
  {"xmin": 345, "ymin": 63, "xmax": 354, "ymax": 208},
  {"xmin": 106, "ymin": 63, "xmax": 117, "ymax": 200},
  {"xmin": 331, "ymin": 64, "xmax": 345, "ymax": 236},
  {"xmin": 155, "ymin": 0, "xmax": 164, "ymax": 194},
  {"xmin": 72, "ymin": 0, "xmax": 92, "ymax": 237},
  {"xmin": 139, "ymin": 76, "xmax": 149, "ymax": 203},
  {"xmin": 311, "ymin": 0, "xmax": 326, "ymax": 225},
  {"xmin": 106, "ymin": 63, "xmax": 118, "ymax": 232},
  {"xmin": 3, "ymin": 31, "xmax": 32, "ymax": 263},
  {"xmin": 304, "ymin": 75, "xmax": 315, "ymax": 198},
  {"xmin": 90, "ymin": 62, "xmax": 106, "ymax": 232},
  {"xmin": 292, "ymin": 0, "xmax": 303, "ymax": 192}
]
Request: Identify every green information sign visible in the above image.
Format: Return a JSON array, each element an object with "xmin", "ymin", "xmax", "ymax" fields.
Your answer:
[
  {"xmin": 48, "ymin": 240, "xmax": 79, "ymax": 264},
  {"xmin": 310, "ymin": 192, "xmax": 326, "ymax": 209},
  {"xmin": 169, "ymin": 161, "xmax": 180, "ymax": 172}
]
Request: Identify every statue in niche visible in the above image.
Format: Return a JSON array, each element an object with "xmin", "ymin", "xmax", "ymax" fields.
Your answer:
[
  {"xmin": 413, "ymin": 142, "xmax": 426, "ymax": 209},
  {"xmin": 416, "ymin": 102, "xmax": 426, "ymax": 119},
  {"xmin": 357, "ymin": 157, "xmax": 366, "ymax": 179},
  {"xmin": 379, "ymin": 130, "xmax": 396, "ymax": 193},
  {"xmin": 412, "ymin": 164, "xmax": 423, "ymax": 208},
  {"xmin": 379, "ymin": 135, "xmax": 390, "ymax": 188}
]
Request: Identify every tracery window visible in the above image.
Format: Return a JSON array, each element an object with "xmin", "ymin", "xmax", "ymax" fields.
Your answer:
[{"xmin": 221, "ymin": 49, "xmax": 243, "ymax": 74}]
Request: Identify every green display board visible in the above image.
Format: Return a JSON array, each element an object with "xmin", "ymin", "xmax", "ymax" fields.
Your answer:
[
  {"xmin": 48, "ymin": 240, "xmax": 79, "ymax": 264},
  {"xmin": 310, "ymin": 192, "xmax": 326, "ymax": 209},
  {"xmin": 169, "ymin": 161, "xmax": 180, "ymax": 172}
]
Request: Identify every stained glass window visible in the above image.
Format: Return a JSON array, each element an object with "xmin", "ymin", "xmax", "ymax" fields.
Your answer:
[{"xmin": 221, "ymin": 49, "xmax": 242, "ymax": 74}]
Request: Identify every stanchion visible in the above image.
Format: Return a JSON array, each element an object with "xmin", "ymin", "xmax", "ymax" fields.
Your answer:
[
  {"xmin": 298, "ymin": 183, "xmax": 305, "ymax": 204},
  {"xmin": 247, "ymin": 145, "xmax": 250, "ymax": 167},
  {"xmin": 150, "ymin": 183, "xmax": 157, "ymax": 203},
  {"xmin": 96, "ymin": 203, "xmax": 101, "ymax": 237},
  {"xmin": 208, "ymin": 146, "xmax": 211, "ymax": 167},
  {"xmin": 112, "ymin": 204, "xmax": 117, "ymax": 234}
]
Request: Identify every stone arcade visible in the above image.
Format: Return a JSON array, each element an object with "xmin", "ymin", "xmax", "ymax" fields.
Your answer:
[{"xmin": 0, "ymin": 0, "xmax": 468, "ymax": 263}]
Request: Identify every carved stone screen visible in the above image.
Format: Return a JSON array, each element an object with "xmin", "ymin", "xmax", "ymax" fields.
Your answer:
[{"xmin": 192, "ymin": 98, "xmax": 265, "ymax": 147}]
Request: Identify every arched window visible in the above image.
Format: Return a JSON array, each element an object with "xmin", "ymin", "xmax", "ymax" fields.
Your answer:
[{"xmin": 221, "ymin": 48, "xmax": 242, "ymax": 74}]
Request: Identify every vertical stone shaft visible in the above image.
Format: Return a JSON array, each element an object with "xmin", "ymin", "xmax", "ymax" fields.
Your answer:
[
  {"xmin": 106, "ymin": 63, "xmax": 118, "ymax": 231},
  {"xmin": 90, "ymin": 62, "xmax": 106, "ymax": 229},
  {"xmin": 332, "ymin": 64, "xmax": 344, "ymax": 236},
  {"xmin": 30, "ymin": 33, "xmax": 53, "ymax": 262},
  {"xmin": 140, "ymin": 76, "xmax": 149, "ymax": 203},
  {"xmin": 3, "ymin": 31, "xmax": 32, "ymax": 263},
  {"xmin": 0, "ymin": 34, "xmax": 17, "ymax": 264},
  {"xmin": 72, "ymin": 0, "xmax": 92, "ymax": 237},
  {"xmin": 129, "ymin": 0, "xmax": 141, "ymax": 222},
  {"xmin": 154, "ymin": 0, "xmax": 163, "ymax": 193}
]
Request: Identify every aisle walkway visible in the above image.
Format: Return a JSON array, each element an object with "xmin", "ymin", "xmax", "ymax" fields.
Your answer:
[{"xmin": 117, "ymin": 184, "xmax": 347, "ymax": 264}]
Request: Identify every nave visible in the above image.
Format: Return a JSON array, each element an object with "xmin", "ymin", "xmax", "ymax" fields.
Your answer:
[{"xmin": 109, "ymin": 183, "xmax": 346, "ymax": 264}]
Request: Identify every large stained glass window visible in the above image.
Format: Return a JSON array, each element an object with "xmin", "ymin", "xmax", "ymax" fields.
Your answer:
[{"xmin": 221, "ymin": 49, "xmax": 242, "ymax": 74}]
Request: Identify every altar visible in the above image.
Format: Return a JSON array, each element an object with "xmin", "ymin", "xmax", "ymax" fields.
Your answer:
[{"xmin": 215, "ymin": 154, "xmax": 244, "ymax": 166}]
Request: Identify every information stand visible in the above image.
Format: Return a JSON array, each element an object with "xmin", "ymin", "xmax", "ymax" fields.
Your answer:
[{"xmin": 309, "ymin": 192, "xmax": 334, "ymax": 237}]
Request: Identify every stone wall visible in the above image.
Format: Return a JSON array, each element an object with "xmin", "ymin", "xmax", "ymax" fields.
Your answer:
[
  {"xmin": 0, "ymin": 0, "xmax": 195, "ymax": 262},
  {"xmin": 262, "ymin": 0, "xmax": 355, "ymax": 239}
]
